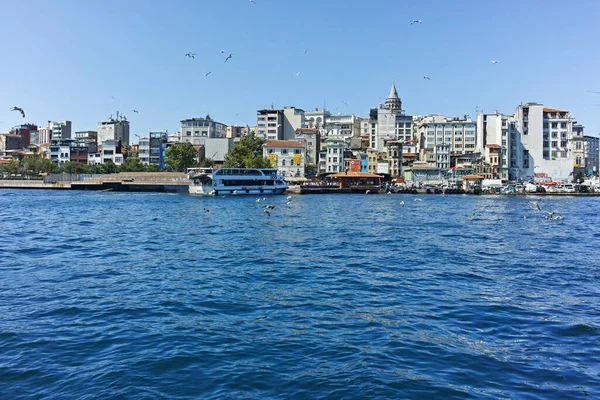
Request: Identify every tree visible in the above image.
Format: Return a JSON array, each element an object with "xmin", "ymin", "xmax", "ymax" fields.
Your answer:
[
  {"xmin": 201, "ymin": 158, "xmax": 215, "ymax": 168},
  {"xmin": 305, "ymin": 163, "xmax": 317, "ymax": 176},
  {"xmin": 37, "ymin": 158, "xmax": 59, "ymax": 174},
  {"xmin": 119, "ymin": 157, "xmax": 147, "ymax": 172},
  {"xmin": 165, "ymin": 143, "xmax": 198, "ymax": 172},
  {"xmin": 60, "ymin": 161, "xmax": 87, "ymax": 174},
  {"xmin": 147, "ymin": 164, "xmax": 161, "ymax": 172},
  {"xmin": 223, "ymin": 135, "xmax": 270, "ymax": 168}
]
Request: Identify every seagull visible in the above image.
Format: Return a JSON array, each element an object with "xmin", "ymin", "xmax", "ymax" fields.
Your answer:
[
  {"xmin": 185, "ymin": 52, "xmax": 196, "ymax": 59},
  {"xmin": 465, "ymin": 213, "xmax": 475, "ymax": 221},
  {"xmin": 342, "ymin": 101, "xmax": 348, "ymax": 106},
  {"xmin": 365, "ymin": 190, "xmax": 371, "ymax": 194},
  {"xmin": 286, "ymin": 196, "xmax": 292, "ymax": 200},
  {"xmin": 225, "ymin": 53, "xmax": 233, "ymax": 62},
  {"xmin": 220, "ymin": 50, "xmax": 225, "ymax": 54},
  {"xmin": 411, "ymin": 19, "xmax": 422, "ymax": 25},
  {"xmin": 294, "ymin": 72, "xmax": 301, "ymax": 76},
  {"xmin": 304, "ymin": 49, "xmax": 308, "ymax": 54},
  {"xmin": 423, "ymin": 76, "xmax": 430, "ymax": 80},
  {"xmin": 10, "ymin": 106, "xmax": 25, "ymax": 118},
  {"xmin": 203, "ymin": 208, "xmax": 210, "ymax": 213},
  {"xmin": 132, "ymin": 110, "xmax": 139, "ymax": 113},
  {"xmin": 204, "ymin": 72, "xmax": 212, "ymax": 77},
  {"xmin": 264, "ymin": 209, "xmax": 270, "ymax": 217},
  {"xmin": 400, "ymin": 201, "xmax": 405, "ymax": 207},
  {"xmin": 286, "ymin": 201, "xmax": 292, "ymax": 206},
  {"xmin": 263, "ymin": 204, "xmax": 275, "ymax": 209},
  {"xmin": 414, "ymin": 198, "xmax": 422, "ymax": 202},
  {"xmin": 586, "ymin": 91, "xmax": 600, "ymax": 94},
  {"xmin": 491, "ymin": 60, "xmax": 501, "ymax": 64},
  {"xmin": 250, "ymin": 0, "xmax": 256, "ymax": 3},
  {"xmin": 529, "ymin": 201, "xmax": 541, "ymax": 211},
  {"xmin": 256, "ymin": 198, "xmax": 261, "ymax": 202}
]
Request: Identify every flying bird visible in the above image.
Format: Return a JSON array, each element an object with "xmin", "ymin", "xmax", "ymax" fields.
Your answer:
[
  {"xmin": 304, "ymin": 49, "xmax": 308, "ymax": 54},
  {"xmin": 225, "ymin": 54, "xmax": 233, "ymax": 62},
  {"xmin": 204, "ymin": 72, "xmax": 212, "ymax": 77},
  {"xmin": 220, "ymin": 50, "xmax": 225, "ymax": 54},
  {"xmin": 263, "ymin": 209, "xmax": 270, "ymax": 217},
  {"xmin": 10, "ymin": 106, "xmax": 25, "ymax": 118},
  {"xmin": 423, "ymin": 76, "xmax": 430, "ymax": 80},
  {"xmin": 250, "ymin": 0, "xmax": 256, "ymax": 3},
  {"xmin": 411, "ymin": 19, "xmax": 422, "ymax": 25},
  {"xmin": 132, "ymin": 110, "xmax": 139, "ymax": 113},
  {"xmin": 491, "ymin": 60, "xmax": 501, "ymax": 64},
  {"xmin": 185, "ymin": 52, "xmax": 196, "ymax": 59},
  {"xmin": 294, "ymin": 72, "xmax": 301, "ymax": 76},
  {"xmin": 465, "ymin": 213, "xmax": 475, "ymax": 221},
  {"xmin": 586, "ymin": 91, "xmax": 600, "ymax": 94}
]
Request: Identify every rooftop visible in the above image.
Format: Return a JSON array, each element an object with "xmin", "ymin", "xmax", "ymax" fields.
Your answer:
[
  {"xmin": 543, "ymin": 108, "xmax": 567, "ymax": 113},
  {"xmin": 486, "ymin": 144, "xmax": 502, "ymax": 149},
  {"xmin": 264, "ymin": 140, "xmax": 305, "ymax": 148},
  {"xmin": 330, "ymin": 172, "xmax": 383, "ymax": 178}
]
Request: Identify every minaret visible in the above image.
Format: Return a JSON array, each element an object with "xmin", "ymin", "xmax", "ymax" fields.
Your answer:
[{"xmin": 385, "ymin": 81, "xmax": 402, "ymax": 111}]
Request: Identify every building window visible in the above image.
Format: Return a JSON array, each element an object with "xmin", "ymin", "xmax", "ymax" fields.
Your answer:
[
  {"xmin": 282, "ymin": 149, "xmax": 288, "ymax": 154},
  {"xmin": 294, "ymin": 149, "xmax": 300, "ymax": 154}
]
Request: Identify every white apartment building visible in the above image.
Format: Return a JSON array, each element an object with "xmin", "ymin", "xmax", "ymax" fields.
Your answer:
[
  {"xmin": 321, "ymin": 138, "xmax": 346, "ymax": 174},
  {"xmin": 257, "ymin": 107, "xmax": 305, "ymax": 140},
  {"xmin": 263, "ymin": 140, "xmax": 306, "ymax": 178},
  {"xmin": 305, "ymin": 108, "xmax": 330, "ymax": 129},
  {"xmin": 139, "ymin": 137, "xmax": 150, "ymax": 164},
  {"xmin": 48, "ymin": 121, "xmax": 72, "ymax": 141},
  {"xmin": 415, "ymin": 115, "xmax": 477, "ymax": 156},
  {"xmin": 476, "ymin": 112, "xmax": 518, "ymax": 180},
  {"xmin": 88, "ymin": 140, "xmax": 124, "ymax": 166},
  {"xmin": 515, "ymin": 103, "xmax": 573, "ymax": 181},
  {"xmin": 178, "ymin": 115, "xmax": 227, "ymax": 145},
  {"xmin": 97, "ymin": 115, "xmax": 130, "ymax": 146}
]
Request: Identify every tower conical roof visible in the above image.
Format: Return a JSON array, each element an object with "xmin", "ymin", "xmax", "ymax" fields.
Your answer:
[{"xmin": 388, "ymin": 81, "xmax": 399, "ymax": 100}]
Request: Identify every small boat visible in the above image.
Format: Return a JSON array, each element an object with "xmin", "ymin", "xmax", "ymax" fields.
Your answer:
[{"xmin": 188, "ymin": 167, "xmax": 288, "ymax": 196}]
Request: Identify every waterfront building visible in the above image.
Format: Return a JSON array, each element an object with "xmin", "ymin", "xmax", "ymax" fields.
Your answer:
[
  {"xmin": 10, "ymin": 124, "xmax": 38, "ymax": 147},
  {"xmin": 149, "ymin": 132, "xmax": 168, "ymax": 169},
  {"xmin": 475, "ymin": 112, "xmax": 517, "ymax": 180},
  {"xmin": 305, "ymin": 108, "xmax": 329, "ymax": 129},
  {"xmin": 371, "ymin": 82, "xmax": 412, "ymax": 152},
  {"xmin": 0, "ymin": 134, "xmax": 24, "ymax": 157},
  {"xmin": 436, "ymin": 143, "xmax": 450, "ymax": 170},
  {"xmin": 321, "ymin": 138, "xmax": 346, "ymax": 174},
  {"xmin": 386, "ymin": 140, "xmax": 403, "ymax": 177},
  {"xmin": 48, "ymin": 121, "xmax": 72, "ymax": 142},
  {"xmin": 583, "ymin": 135, "xmax": 599, "ymax": 176},
  {"xmin": 256, "ymin": 107, "xmax": 305, "ymax": 140},
  {"xmin": 97, "ymin": 115, "xmax": 129, "ymax": 146},
  {"xmin": 139, "ymin": 138, "xmax": 150, "ymax": 164},
  {"xmin": 263, "ymin": 139, "xmax": 306, "ymax": 179},
  {"xmin": 88, "ymin": 140, "xmax": 124, "ymax": 166},
  {"xmin": 515, "ymin": 103, "xmax": 574, "ymax": 181},
  {"xmin": 39, "ymin": 127, "xmax": 50, "ymax": 145},
  {"xmin": 415, "ymin": 114, "xmax": 477, "ymax": 158},
  {"xmin": 49, "ymin": 139, "xmax": 73, "ymax": 165},
  {"xmin": 295, "ymin": 128, "xmax": 320, "ymax": 165},
  {"xmin": 360, "ymin": 153, "xmax": 368, "ymax": 172},
  {"xmin": 177, "ymin": 115, "xmax": 226, "ymax": 145},
  {"xmin": 226, "ymin": 126, "xmax": 245, "ymax": 139}
]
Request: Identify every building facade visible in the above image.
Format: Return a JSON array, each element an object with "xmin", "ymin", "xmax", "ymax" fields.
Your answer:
[
  {"xmin": 88, "ymin": 140, "xmax": 124, "ymax": 166},
  {"xmin": 149, "ymin": 132, "xmax": 168, "ymax": 168},
  {"xmin": 139, "ymin": 138, "xmax": 150, "ymax": 164},
  {"xmin": 97, "ymin": 116, "xmax": 129, "ymax": 145},
  {"xmin": 48, "ymin": 121, "xmax": 72, "ymax": 141},
  {"xmin": 263, "ymin": 140, "xmax": 306, "ymax": 178},
  {"xmin": 257, "ymin": 107, "xmax": 305, "ymax": 140},
  {"xmin": 295, "ymin": 128, "xmax": 320, "ymax": 165},
  {"xmin": 583, "ymin": 135, "xmax": 599, "ymax": 176}
]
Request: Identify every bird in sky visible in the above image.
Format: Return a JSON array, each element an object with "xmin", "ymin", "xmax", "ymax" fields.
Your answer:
[
  {"xmin": 423, "ymin": 76, "xmax": 430, "ymax": 80},
  {"xmin": 220, "ymin": 50, "xmax": 225, "ymax": 54},
  {"xmin": 10, "ymin": 106, "xmax": 25, "ymax": 118},
  {"xmin": 185, "ymin": 52, "xmax": 196, "ymax": 59},
  {"xmin": 411, "ymin": 19, "xmax": 422, "ymax": 25},
  {"xmin": 225, "ymin": 54, "xmax": 233, "ymax": 62},
  {"xmin": 250, "ymin": 0, "xmax": 256, "ymax": 4},
  {"xmin": 294, "ymin": 72, "xmax": 301, "ymax": 76},
  {"xmin": 491, "ymin": 60, "xmax": 501, "ymax": 64},
  {"xmin": 304, "ymin": 49, "xmax": 308, "ymax": 54},
  {"xmin": 587, "ymin": 91, "xmax": 600, "ymax": 94},
  {"xmin": 342, "ymin": 101, "xmax": 348, "ymax": 106},
  {"xmin": 132, "ymin": 110, "xmax": 139, "ymax": 113},
  {"xmin": 204, "ymin": 72, "xmax": 212, "ymax": 77}
]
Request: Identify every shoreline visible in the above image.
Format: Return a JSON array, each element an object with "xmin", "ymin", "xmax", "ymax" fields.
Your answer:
[{"xmin": 1, "ymin": 179, "xmax": 600, "ymax": 196}]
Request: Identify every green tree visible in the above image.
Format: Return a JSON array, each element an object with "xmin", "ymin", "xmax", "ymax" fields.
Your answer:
[
  {"xmin": 305, "ymin": 163, "xmax": 317, "ymax": 176},
  {"xmin": 201, "ymin": 158, "xmax": 215, "ymax": 168},
  {"xmin": 224, "ymin": 135, "xmax": 270, "ymax": 168},
  {"xmin": 165, "ymin": 143, "xmax": 198, "ymax": 172},
  {"xmin": 37, "ymin": 158, "xmax": 59, "ymax": 174},
  {"xmin": 60, "ymin": 161, "xmax": 87, "ymax": 174},
  {"xmin": 119, "ymin": 157, "xmax": 147, "ymax": 172},
  {"xmin": 147, "ymin": 164, "xmax": 161, "ymax": 172}
]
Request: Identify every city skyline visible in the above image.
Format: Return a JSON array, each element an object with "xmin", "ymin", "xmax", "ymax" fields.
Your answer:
[{"xmin": 1, "ymin": 0, "xmax": 599, "ymax": 137}]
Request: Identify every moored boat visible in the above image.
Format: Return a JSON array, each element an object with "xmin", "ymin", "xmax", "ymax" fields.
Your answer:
[{"xmin": 188, "ymin": 167, "xmax": 288, "ymax": 196}]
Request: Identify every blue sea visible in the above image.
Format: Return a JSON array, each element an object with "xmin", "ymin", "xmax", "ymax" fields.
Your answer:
[{"xmin": 1, "ymin": 189, "xmax": 599, "ymax": 399}]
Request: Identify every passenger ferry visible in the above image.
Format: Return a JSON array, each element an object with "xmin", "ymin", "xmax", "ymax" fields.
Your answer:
[{"xmin": 188, "ymin": 167, "xmax": 288, "ymax": 196}]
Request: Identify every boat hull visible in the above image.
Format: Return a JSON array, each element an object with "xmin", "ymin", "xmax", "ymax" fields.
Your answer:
[{"xmin": 189, "ymin": 184, "xmax": 288, "ymax": 196}]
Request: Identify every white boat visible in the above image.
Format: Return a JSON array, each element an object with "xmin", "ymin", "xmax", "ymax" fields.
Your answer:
[{"xmin": 188, "ymin": 167, "xmax": 288, "ymax": 196}]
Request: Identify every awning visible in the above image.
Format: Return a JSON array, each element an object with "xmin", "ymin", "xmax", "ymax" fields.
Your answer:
[{"xmin": 285, "ymin": 176, "xmax": 308, "ymax": 182}]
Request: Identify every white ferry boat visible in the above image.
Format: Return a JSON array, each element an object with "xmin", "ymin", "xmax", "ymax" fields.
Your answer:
[{"xmin": 188, "ymin": 167, "xmax": 288, "ymax": 196}]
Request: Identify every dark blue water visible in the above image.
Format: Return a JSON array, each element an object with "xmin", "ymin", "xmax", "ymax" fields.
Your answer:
[{"xmin": 1, "ymin": 190, "xmax": 599, "ymax": 399}]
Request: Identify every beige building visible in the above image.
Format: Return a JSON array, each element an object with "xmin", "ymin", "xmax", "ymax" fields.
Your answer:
[{"xmin": 263, "ymin": 139, "xmax": 306, "ymax": 179}]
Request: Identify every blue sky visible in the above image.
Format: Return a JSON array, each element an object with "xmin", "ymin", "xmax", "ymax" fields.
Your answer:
[{"xmin": 1, "ymin": 0, "xmax": 599, "ymax": 140}]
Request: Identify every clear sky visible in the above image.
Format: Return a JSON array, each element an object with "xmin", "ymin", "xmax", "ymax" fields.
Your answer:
[{"xmin": 1, "ymin": 0, "xmax": 599, "ymax": 140}]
